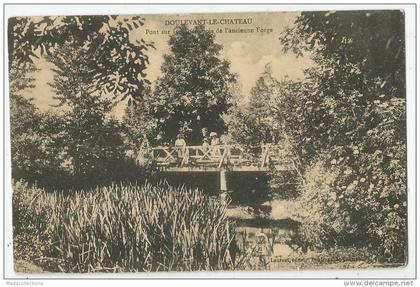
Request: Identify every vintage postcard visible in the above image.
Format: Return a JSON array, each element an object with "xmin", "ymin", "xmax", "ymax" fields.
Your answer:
[{"xmin": 7, "ymin": 8, "xmax": 410, "ymax": 275}]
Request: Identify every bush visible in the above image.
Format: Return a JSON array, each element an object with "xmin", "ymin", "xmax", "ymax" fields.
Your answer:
[
  {"xmin": 13, "ymin": 181, "xmax": 238, "ymax": 272},
  {"xmin": 276, "ymin": 11, "xmax": 407, "ymax": 263},
  {"xmin": 288, "ymin": 161, "xmax": 342, "ymax": 252},
  {"xmin": 291, "ymin": 154, "xmax": 407, "ymax": 263}
]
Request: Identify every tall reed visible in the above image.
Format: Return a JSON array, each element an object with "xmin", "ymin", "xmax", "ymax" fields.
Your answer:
[{"xmin": 13, "ymin": 181, "xmax": 238, "ymax": 272}]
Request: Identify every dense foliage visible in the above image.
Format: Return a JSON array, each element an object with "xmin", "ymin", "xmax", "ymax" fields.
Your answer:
[
  {"xmin": 278, "ymin": 11, "xmax": 407, "ymax": 262},
  {"xmin": 8, "ymin": 15, "xmax": 152, "ymax": 102},
  {"xmin": 225, "ymin": 10, "xmax": 407, "ymax": 262},
  {"xmin": 9, "ymin": 17, "xmax": 151, "ymax": 188},
  {"xmin": 121, "ymin": 87, "xmax": 158, "ymax": 150},
  {"xmin": 46, "ymin": 42, "xmax": 136, "ymax": 186},
  {"xmin": 227, "ymin": 64, "xmax": 282, "ymax": 151},
  {"xmin": 280, "ymin": 10, "xmax": 405, "ymax": 100},
  {"xmin": 10, "ymin": 95, "xmax": 68, "ymax": 187},
  {"xmin": 10, "ymin": 93, "xmax": 143, "ymax": 188},
  {"xmin": 226, "ymin": 66, "xmax": 301, "ymax": 198},
  {"xmin": 13, "ymin": 181, "xmax": 238, "ymax": 272}
]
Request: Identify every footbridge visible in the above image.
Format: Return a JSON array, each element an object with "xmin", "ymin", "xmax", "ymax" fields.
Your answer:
[
  {"xmin": 139, "ymin": 144, "xmax": 296, "ymax": 197},
  {"xmin": 148, "ymin": 144, "xmax": 294, "ymax": 172}
]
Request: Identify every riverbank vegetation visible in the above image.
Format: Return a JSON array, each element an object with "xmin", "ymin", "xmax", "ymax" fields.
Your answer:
[
  {"xmin": 13, "ymin": 181, "xmax": 240, "ymax": 272},
  {"xmin": 9, "ymin": 11, "xmax": 407, "ymax": 272},
  {"xmin": 227, "ymin": 11, "xmax": 406, "ymax": 263}
]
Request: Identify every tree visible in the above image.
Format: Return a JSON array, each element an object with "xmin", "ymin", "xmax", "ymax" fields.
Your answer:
[
  {"xmin": 10, "ymin": 95, "xmax": 68, "ymax": 186},
  {"xmin": 46, "ymin": 41, "xmax": 129, "ymax": 187},
  {"xmin": 151, "ymin": 25, "xmax": 237, "ymax": 144},
  {"xmin": 9, "ymin": 61, "xmax": 37, "ymax": 98},
  {"xmin": 8, "ymin": 15, "xmax": 152, "ymax": 103},
  {"xmin": 225, "ymin": 66, "xmax": 303, "ymax": 198},
  {"xmin": 121, "ymin": 86, "xmax": 157, "ymax": 151},
  {"xmin": 280, "ymin": 10, "xmax": 405, "ymax": 100},
  {"xmin": 279, "ymin": 10, "xmax": 407, "ymax": 262},
  {"xmin": 62, "ymin": 93, "xmax": 126, "ymax": 186},
  {"xmin": 227, "ymin": 64, "xmax": 283, "ymax": 150},
  {"xmin": 9, "ymin": 16, "xmax": 152, "ymax": 187}
]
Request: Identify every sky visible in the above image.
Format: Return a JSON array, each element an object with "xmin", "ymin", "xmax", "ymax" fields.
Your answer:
[{"xmin": 21, "ymin": 11, "xmax": 312, "ymax": 118}]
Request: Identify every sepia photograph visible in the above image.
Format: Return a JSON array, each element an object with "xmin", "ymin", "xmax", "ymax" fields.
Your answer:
[{"xmin": 5, "ymin": 6, "xmax": 411, "ymax": 277}]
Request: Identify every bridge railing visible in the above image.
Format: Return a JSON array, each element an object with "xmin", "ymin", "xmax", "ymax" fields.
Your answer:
[
  {"xmin": 146, "ymin": 144, "xmax": 292, "ymax": 169},
  {"xmin": 150, "ymin": 145, "xmax": 245, "ymax": 167}
]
